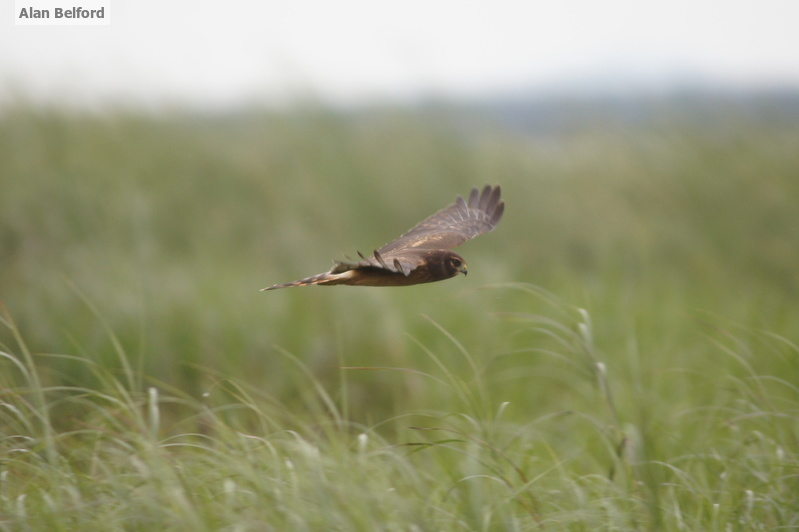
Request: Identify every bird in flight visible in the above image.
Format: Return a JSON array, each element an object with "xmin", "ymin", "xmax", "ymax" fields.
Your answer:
[{"xmin": 261, "ymin": 184, "xmax": 504, "ymax": 291}]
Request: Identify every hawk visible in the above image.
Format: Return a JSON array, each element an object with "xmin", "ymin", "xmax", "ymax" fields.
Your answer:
[{"xmin": 261, "ymin": 184, "xmax": 504, "ymax": 291}]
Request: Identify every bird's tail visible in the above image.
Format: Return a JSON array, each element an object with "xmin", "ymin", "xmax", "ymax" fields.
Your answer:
[{"xmin": 260, "ymin": 270, "xmax": 352, "ymax": 291}]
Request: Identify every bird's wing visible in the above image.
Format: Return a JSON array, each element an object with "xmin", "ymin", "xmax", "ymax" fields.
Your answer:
[{"xmin": 375, "ymin": 184, "xmax": 504, "ymax": 255}]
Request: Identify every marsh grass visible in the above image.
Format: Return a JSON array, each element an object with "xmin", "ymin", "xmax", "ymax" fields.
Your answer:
[
  {"xmin": 1, "ymin": 99, "xmax": 799, "ymax": 528},
  {"xmin": 2, "ymin": 288, "xmax": 797, "ymax": 529}
]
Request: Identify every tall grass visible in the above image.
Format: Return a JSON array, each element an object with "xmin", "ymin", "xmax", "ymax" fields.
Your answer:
[
  {"xmin": 2, "ymin": 287, "xmax": 797, "ymax": 529},
  {"xmin": 1, "ymin": 98, "xmax": 799, "ymax": 528}
]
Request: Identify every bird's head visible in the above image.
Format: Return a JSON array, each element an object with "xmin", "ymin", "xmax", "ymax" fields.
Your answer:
[{"xmin": 445, "ymin": 252, "xmax": 468, "ymax": 277}]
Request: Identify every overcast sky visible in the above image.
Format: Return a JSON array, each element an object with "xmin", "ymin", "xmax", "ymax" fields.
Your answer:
[{"xmin": 3, "ymin": 0, "xmax": 799, "ymax": 108}]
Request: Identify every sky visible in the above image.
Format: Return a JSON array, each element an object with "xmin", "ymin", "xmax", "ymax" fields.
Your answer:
[{"xmin": 3, "ymin": 0, "xmax": 799, "ymax": 108}]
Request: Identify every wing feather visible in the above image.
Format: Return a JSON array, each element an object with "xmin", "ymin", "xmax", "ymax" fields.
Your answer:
[
  {"xmin": 377, "ymin": 185, "xmax": 504, "ymax": 254},
  {"xmin": 332, "ymin": 249, "xmax": 420, "ymax": 276}
]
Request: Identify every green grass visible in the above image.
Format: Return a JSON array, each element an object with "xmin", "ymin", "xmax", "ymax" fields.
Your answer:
[{"xmin": 1, "ymin": 99, "xmax": 799, "ymax": 529}]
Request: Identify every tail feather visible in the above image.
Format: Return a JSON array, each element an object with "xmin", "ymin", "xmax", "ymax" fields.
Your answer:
[{"xmin": 260, "ymin": 270, "xmax": 353, "ymax": 291}]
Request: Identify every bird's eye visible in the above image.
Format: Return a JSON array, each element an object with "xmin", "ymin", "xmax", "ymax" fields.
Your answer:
[{"xmin": 451, "ymin": 258, "xmax": 461, "ymax": 268}]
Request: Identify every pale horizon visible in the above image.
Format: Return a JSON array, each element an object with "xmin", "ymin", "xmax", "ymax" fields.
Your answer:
[{"xmin": 3, "ymin": 0, "xmax": 799, "ymax": 109}]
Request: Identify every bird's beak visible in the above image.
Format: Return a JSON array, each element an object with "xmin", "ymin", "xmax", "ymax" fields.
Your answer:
[{"xmin": 460, "ymin": 265, "xmax": 468, "ymax": 276}]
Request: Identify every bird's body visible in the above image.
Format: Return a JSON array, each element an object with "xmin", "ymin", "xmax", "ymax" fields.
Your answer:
[{"xmin": 261, "ymin": 185, "xmax": 503, "ymax": 291}]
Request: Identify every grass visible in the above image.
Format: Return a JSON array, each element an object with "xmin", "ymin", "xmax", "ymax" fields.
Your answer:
[{"xmin": 1, "ymin": 97, "xmax": 799, "ymax": 529}]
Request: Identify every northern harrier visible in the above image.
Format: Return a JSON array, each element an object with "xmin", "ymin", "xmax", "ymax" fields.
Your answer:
[{"xmin": 261, "ymin": 185, "xmax": 504, "ymax": 291}]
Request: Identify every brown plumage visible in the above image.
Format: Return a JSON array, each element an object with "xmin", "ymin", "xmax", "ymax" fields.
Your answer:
[{"xmin": 261, "ymin": 184, "xmax": 504, "ymax": 291}]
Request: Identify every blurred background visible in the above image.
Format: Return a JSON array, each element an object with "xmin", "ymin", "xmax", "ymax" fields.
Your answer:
[
  {"xmin": 2, "ymin": 0, "xmax": 799, "ymax": 428},
  {"xmin": 4, "ymin": 0, "xmax": 799, "ymax": 107}
]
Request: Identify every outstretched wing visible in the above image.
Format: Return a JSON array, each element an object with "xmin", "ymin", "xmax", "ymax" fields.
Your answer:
[
  {"xmin": 376, "ymin": 184, "xmax": 504, "ymax": 255},
  {"xmin": 333, "ymin": 185, "xmax": 504, "ymax": 276}
]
